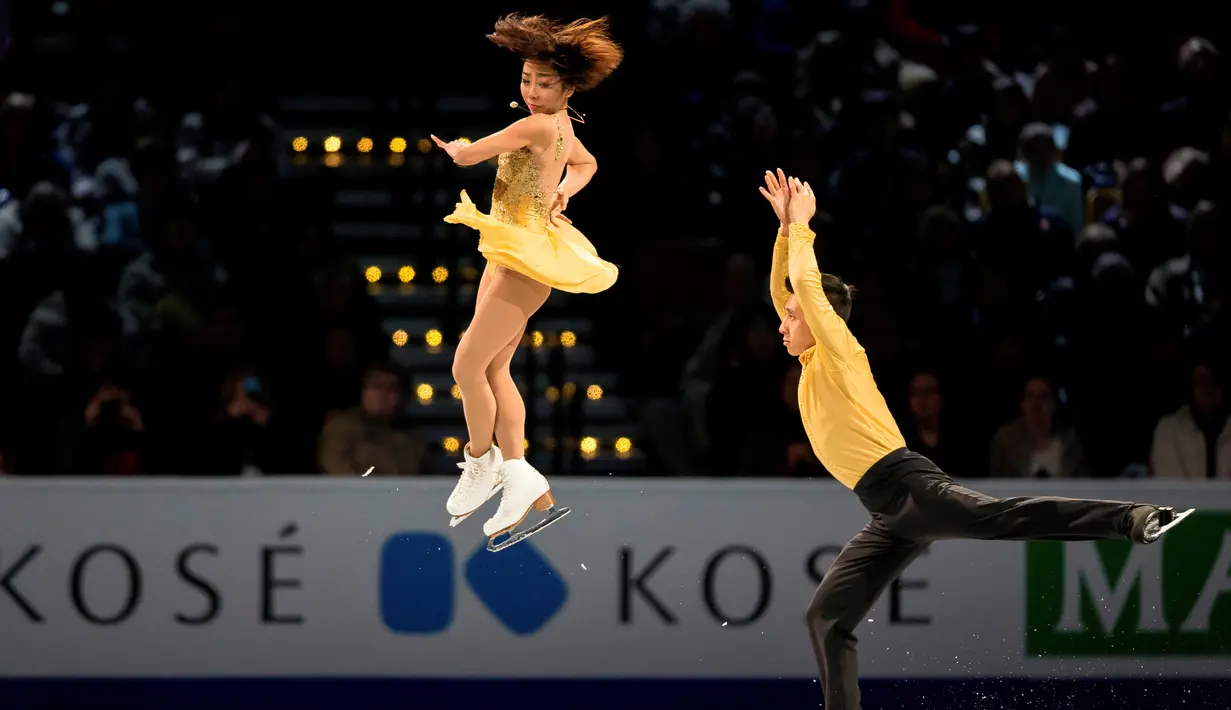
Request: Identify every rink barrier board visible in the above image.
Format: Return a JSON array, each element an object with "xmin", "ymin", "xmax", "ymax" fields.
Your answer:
[{"xmin": 1, "ymin": 477, "xmax": 1228, "ymax": 709}]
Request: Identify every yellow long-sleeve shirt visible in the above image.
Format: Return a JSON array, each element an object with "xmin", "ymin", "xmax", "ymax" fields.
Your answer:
[{"xmin": 770, "ymin": 223, "xmax": 905, "ymax": 489}]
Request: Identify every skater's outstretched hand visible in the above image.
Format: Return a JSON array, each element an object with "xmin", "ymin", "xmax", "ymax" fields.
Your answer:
[
  {"xmin": 786, "ymin": 176, "xmax": 816, "ymax": 225},
  {"xmin": 430, "ymin": 134, "xmax": 466, "ymax": 161},
  {"xmin": 548, "ymin": 188, "xmax": 572, "ymax": 227},
  {"xmin": 759, "ymin": 168, "xmax": 791, "ymax": 228}
]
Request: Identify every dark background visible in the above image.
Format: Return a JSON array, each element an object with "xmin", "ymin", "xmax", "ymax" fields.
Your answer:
[{"xmin": 1, "ymin": 0, "xmax": 1228, "ymax": 482}]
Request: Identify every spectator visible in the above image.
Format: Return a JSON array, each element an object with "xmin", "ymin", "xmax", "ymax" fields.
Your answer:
[
  {"xmin": 1014, "ymin": 122, "xmax": 1084, "ymax": 233},
  {"xmin": 990, "ymin": 375, "xmax": 1089, "ymax": 478},
  {"xmin": 54, "ymin": 379, "xmax": 146, "ymax": 476},
  {"xmin": 1151, "ymin": 359, "xmax": 1230, "ymax": 479},
  {"xmin": 210, "ymin": 367, "xmax": 279, "ymax": 476},
  {"xmin": 318, "ymin": 361, "xmax": 425, "ymax": 477},
  {"xmin": 1100, "ymin": 158, "xmax": 1186, "ymax": 275},
  {"xmin": 901, "ymin": 370, "xmax": 977, "ymax": 477}
]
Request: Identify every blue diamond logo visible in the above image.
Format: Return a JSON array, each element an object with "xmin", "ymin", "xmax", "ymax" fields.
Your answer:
[
  {"xmin": 379, "ymin": 533, "xmax": 454, "ymax": 633},
  {"xmin": 464, "ymin": 539, "xmax": 568, "ymax": 635}
]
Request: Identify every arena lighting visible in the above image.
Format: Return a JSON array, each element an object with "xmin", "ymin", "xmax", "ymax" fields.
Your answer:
[
  {"xmin": 614, "ymin": 437, "xmax": 632, "ymax": 454},
  {"xmin": 364, "ymin": 266, "xmax": 382, "ymax": 282},
  {"xmin": 531, "ymin": 331, "xmax": 544, "ymax": 348},
  {"xmin": 560, "ymin": 330, "xmax": 577, "ymax": 347},
  {"xmin": 586, "ymin": 384, "xmax": 603, "ymax": 400},
  {"xmin": 425, "ymin": 329, "xmax": 443, "ymax": 347},
  {"xmin": 431, "ymin": 266, "xmax": 449, "ymax": 283},
  {"xmin": 442, "ymin": 436, "xmax": 460, "ymax": 453},
  {"xmin": 562, "ymin": 382, "xmax": 576, "ymax": 400},
  {"xmin": 416, "ymin": 138, "xmax": 432, "ymax": 153},
  {"xmin": 416, "ymin": 383, "xmax": 434, "ymax": 403},
  {"xmin": 450, "ymin": 384, "xmax": 462, "ymax": 400},
  {"xmin": 392, "ymin": 330, "xmax": 408, "ymax": 347},
  {"xmin": 323, "ymin": 154, "xmax": 343, "ymax": 168},
  {"xmin": 292, "ymin": 137, "xmax": 308, "ymax": 152},
  {"xmin": 545, "ymin": 386, "xmax": 560, "ymax": 402},
  {"xmin": 390, "ymin": 137, "xmax": 408, "ymax": 153},
  {"xmin": 398, "ymin": 266, "xmax": 415, "ymax": 283},
  {"xmin": 324, "ymin": 136, "xmax": 342, "ymax": 152}
]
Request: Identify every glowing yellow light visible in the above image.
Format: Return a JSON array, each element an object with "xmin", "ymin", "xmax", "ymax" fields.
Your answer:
[
  {"xmin": 459, "ymin": 330, "xmax": 467, "ymax": 341},
  {"xmin": 323, "ymin": 153, "xmax": 343, "ymax": 168},
  {"xmin": 580, "ymin": 436, "xmax": 598, "ymax": 455},
  {"xmin": 390, "ymin": 137, "xmax": 407, "ymax": 153},
  {"xmin": 458, "ymin": 137, "xmax": 472, "ymax": 145},
  {"xmin": 586, "ymin": 384, "xmax": 604, "ymax": 400},
  {"xmin": 443, "ymin": 436, "xmax": 460, "ymax": 453},
  {"xmin": 560, "ymin": 330, "xmax": 577, "ymax": 348},
  {"xmin": 531, "ymin": 331, "xmax": 544, "ymax": 348},
  {"xmin": 398, "ymin": 266, "xmax": 415, "ymax": 283},
  {"xmin": 614, "ymin": 437, "xmax": 632, "ymax": 454},
  {"xmin": 417, "ymin": 138, "xmax": 432, "ymax": 153},
  {"xmin": 431, "ymin": 266, "xmax": 448, "ymax": 283},
  {"xmin": 416, "ymin": 383, "xmax": 434, "ymax": 403},
  {"xmin": 357, "ymin": 137, "xmax": 373, "ymax": 153},
  {"xmin": 523, "ymin": 438, "xmax": 530, "ymax": 452},
  {"xmin": 292, "ymin": 136, "xmax": 308, "ymax": 152},
  {"xmin": 562, "ymin": 382, "xmax": 577, "ymax": 400},
  {"xmin": 450, "ymin": 384, "xmax": 462, "ymax": 400},
  {"xmin": 425, "ymin": 329, "xmax": 443, "ymax": 347},
  {"xmin": 392, "ymin": 329, "xmax": 408, "ymax": 347},
  {"xmin": 324, "ymin": 136, "xmax": 342, "ymax": 153},
  {"xmin": 388, "ymin": 154, "xmax": 405, "ymax": 167},
  {"xmin": 545, "ymin": 386, "xmax": 560, "ymax": 402},
  {"xmin": 364, "ymin": 266, "xmax": 382, "ymax": 283}
]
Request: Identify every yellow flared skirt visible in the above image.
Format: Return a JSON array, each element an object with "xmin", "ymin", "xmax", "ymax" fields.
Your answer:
[{"xmin": 443, "ymin": 190, "xmax": 619, "ymax": 295}]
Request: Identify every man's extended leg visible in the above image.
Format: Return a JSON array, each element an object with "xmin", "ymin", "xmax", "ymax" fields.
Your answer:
[
  {"xmin": 806, "ymin": 520, "xmax": 928, "ymax": 710},
  {"xmin": 895, "ymin": 472, "xmax": 1187, "ymax": 543}
]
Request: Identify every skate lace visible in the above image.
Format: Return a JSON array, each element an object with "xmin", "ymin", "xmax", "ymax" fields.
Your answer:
[
  {"xmin": 495, "ymin": 470, "xmax": 514, "ymax": 508},
  {"xmin": 454, "ymin": 459, "xmax": 487, "ymax": 496}
]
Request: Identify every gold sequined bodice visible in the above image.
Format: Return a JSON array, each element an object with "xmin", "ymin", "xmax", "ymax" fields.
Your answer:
[{"xmin": 490, "ymin": 114, "xmax": 565, "ymax": 233}]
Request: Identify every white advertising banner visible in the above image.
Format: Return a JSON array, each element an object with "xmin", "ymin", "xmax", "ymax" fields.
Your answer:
[{"xmin": 0, "ymin": 478, "xmax": 1227, "ymax": 679}]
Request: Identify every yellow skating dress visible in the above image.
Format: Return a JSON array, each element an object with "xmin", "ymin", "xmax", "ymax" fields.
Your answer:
[{"xmin": 442, "ymin": 116, "xmax": 619, "ymax": 294}]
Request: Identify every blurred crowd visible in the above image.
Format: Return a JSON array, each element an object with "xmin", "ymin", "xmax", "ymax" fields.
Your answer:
[
  {"xmin": 633, "ymin": 0, "xmax": 1230, "ymax": 480},
  {"xmin": 2, "ymin": 0, "xmax": 1229, "ymax": 482},
  {"xmin": 0, "ymin": 77, "xmax": 418, "ymax": 476}
]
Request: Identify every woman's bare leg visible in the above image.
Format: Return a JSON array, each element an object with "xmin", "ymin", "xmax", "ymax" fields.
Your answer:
[
  {"xmin": 452, "ymin": 266, "xmax": 549, "ymax": 456},
  {"xmin": 486, "ymin": 323, "xmax": 530, "ymax": 459}
]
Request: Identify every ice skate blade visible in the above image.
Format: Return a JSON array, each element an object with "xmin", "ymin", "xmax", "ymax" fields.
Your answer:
[
  {"xmin": 487, "ymin": 506, "xmax": 571, "ymax": 553},
  {"xmin": 1156, "ymin": 508, "xmax": 1195, "ymax": 538}
]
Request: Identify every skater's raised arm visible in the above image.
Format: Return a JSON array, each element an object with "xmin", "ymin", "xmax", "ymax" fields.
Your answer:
[
  {"xmin": 431, "ymin": 114, "xmax": 554, "ymax": 167},
  {"xmin": 769, "ymin": 226, "xmax": 790, "ymax": 321},
  {"xmin": 759, "ymin": 169, "xmax": 792, "ymax": 321},
  {"xmin": 784, "ymin": 178, "xmax": 859, "ymax": 361}
]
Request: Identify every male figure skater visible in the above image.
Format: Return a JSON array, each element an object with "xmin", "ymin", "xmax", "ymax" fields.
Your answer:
[{"xmin": 758, "ymin": 169, "xmax": 1194, "ymax": 710}]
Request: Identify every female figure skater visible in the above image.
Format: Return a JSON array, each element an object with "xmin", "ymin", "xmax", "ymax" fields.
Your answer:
[{"xmin": 430, "ymin": 13, "xmax": 622, "ymax": 551}]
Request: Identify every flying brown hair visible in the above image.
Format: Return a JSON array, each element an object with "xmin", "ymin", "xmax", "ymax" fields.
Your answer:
[{"xmin": 487, "ymin": 14, "xmax": 623, "ymax": 92}]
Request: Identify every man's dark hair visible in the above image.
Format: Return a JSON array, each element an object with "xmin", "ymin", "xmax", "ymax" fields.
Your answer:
[
  {"xmin": 1018, "ymin": 122, "xmax": 1056, "ymax": 153},
  {"xmin": 362, "ymin": 360, "xmax": 404, "ymax": 388},
  {"xmin": 785, "ymin": 273, "xmax": 855, "ymax": 322}
]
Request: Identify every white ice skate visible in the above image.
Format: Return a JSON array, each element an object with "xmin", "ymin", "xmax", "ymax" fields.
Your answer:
[
  {"xmin": 446, "ymin": 444, "xmax": 504, "ymax": 527},
  {"xmin": 482, "ymin": 458, "xmax": 571, "ymax": 552}
]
